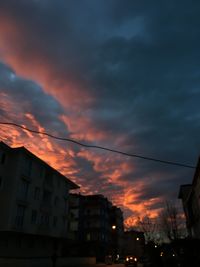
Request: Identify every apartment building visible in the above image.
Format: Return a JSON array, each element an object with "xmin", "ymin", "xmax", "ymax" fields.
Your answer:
[
  {"xmin": 68, "ymin": 193, "xmax": 124, "ymax": 261},
  {"xmin": 179, "ymin": 157, "xmax": 200, "ymax": 239},
  {"xmin": 0, "ymin": 141, "xmax": 79, "ymax": 257},
  {"xmin": 110, "ymin": 206, "xmax": 124, "ymax": 258}
]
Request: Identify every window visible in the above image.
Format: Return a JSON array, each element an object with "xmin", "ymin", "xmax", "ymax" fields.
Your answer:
[
  {"xmin": 15, "ymin": 205, "xmax": 25, "ymax": 229},
  {"xmin": 54, "ymin": 196, "xmax": 59, "ymax": 207},
  {"xmin": 64, "ymin": 198, "xmax": 68, "ymax": 213},
  {"xmin": 0, "ymin": 176, "xmax": 3, "ymax": 190},
  {"xmin": 34, "ymin": 187, "xmax": 40, "ymax": 200},
  {"xmin": 86, "ymin": 233, "xmax": 91, "ymax": 241},
  {"xmin": 23, "ymin": 156, "xmax": 32, "ymax": 177},
  {"xmin": 0, "ymin": 238, "xmax": 8, "ymax": 248},
  {"xmin": 44, "ymin": 169, "xmax": 53, "ymax": 186},
  {"xmin": 0, "ymin": 152, "xmax": 6, "ymax": 164},
  {"xmin": 43, "ymin": 190, "xmax": 52, "ymax": 203},
  {"xmin": 28, "ymin": 237, "xmax": 35, "ymax": 248},
  {"xmin": 31, "ymin": 210, "xmax": 37, "ymax": 224},
  {"xmin": 16, "ymin": 236, "xmax": 22, "ymax": 248},
  {"xmin": 87, "ymin": 209, "xmax": 90, "ymax": 215},
  {"xmin": 40, "ymin": 213, "xmax": 49, "ymax": 225},
  {"xmin": 53, "ymin": 216, "xmax": 57, "ymax": 227},
  {"xmin": 57, "ymin": 177, "xmax": 60, "ymax": 188},
  {"xmin": 18, "ymin": 179, "xmax": 29, "ymax": 200}
]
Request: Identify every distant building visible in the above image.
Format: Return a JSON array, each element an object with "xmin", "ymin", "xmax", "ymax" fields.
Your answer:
[
  {"xmin": 179, "ymin": 157, "xmax": 200, "ymax": 239},
  {"xmin": 110, "ymin": 206, "xmax": 124, "ymax": 258},
  {"xmin": 68, "ymin": 193, "xmax": 124, "ymax": 261},
  {"xmin": 0, "ymin": 141, "xmax": 79, "ymax": 257},
  {"xmin": 123, "ymin": 230, "xmax": 145, "ymax": 258}
]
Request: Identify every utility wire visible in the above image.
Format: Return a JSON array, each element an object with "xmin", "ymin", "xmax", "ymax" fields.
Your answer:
[{"xmin": 0, "ymin": 121, "xmax": 196, "ymax": 169}]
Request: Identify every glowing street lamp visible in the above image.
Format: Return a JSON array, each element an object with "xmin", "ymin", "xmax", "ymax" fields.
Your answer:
[{"xmin": 112, "ymin": 225, "xmax": 116, "ymax": 230}]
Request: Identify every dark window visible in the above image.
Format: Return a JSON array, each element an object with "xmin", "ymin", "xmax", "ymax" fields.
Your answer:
[
  {"xmin": 15, "ymin": 205, "xmax": 25, "ymax": 229},
  {"xmin": 23, "ymin": 156, "xmax": 32, "ymax": 177},
  {"xmin": 0, "ymin": 238, "xmax": 8, "ymax": 248},
  {"xmin": 34, "ymin": 187, "xmax": 40, "ymax": 200},
  {"xmin": 54, "ymin": 196, "xmax": 59, "ymax": 206},
  {"xmin": 28, "ymin": 237, "xmax": 35, "ymax": 248},
  {"xmin": 1, "ymin": 153, "xmax": 6, "ymax": 164},
  {"xmin": 43, "ymin": 190, "xmax": 52, "ymax": 203},
  {"xmin": 0, "ymin": 176, "xmax": 3, "ymax": 189},
  {"xmin": 16, "ymin": 237, "xmax": 22, "ymax": 248},
  {"xmin": 64, "ymin": 198, "xmax": 68, "ymax": 213},
  {"xmin": 18, "ymin": 179, "xmax": 29, "ymax": 200},
  {"xmin": 31, "ymin": 210, "xmax": 37, "ymax": 224},
  {"xmin": 44, "ymin": 169, "xmax": 53, "ymax": 186},
  {"xmin": 57, "ymin": 177, "xmax": 60, "ymax": 188},
  {"xmin": 53, "ymin": 216, "xmax": 57, "ymax": 227},
  {"xmin": 40, "ymin": 213, "xmax": 49, "ymax": 225}
]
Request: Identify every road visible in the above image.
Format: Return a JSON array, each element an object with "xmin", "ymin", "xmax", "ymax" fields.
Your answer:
[{"xmin": 96, "ymin": 263, "xmax": 143, "ymax": 267}]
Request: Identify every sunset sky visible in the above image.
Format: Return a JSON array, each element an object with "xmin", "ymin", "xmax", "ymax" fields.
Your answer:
[{"xmin": 0, "ymin": 0, "xmax": 200, "ymax": 227}]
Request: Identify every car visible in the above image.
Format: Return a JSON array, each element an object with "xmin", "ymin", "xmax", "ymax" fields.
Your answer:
[{"xmin": 125, "ymin": 255, "xmax": 138, "ymax": 266}]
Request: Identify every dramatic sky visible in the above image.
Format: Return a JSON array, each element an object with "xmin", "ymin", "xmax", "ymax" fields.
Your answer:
[{"xmin": 0, "ymin": 0, "xmax": 200, "ymax": 226}]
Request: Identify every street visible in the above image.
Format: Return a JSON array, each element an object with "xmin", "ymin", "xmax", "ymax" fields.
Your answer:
[{"xmin": 96, "ymin": 263, "xmax": 143, "ymax": 267}]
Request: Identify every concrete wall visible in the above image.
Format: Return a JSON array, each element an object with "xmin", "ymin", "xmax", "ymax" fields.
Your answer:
[{"xmin": 0, "ymin": 256, "xmax": 96, "ymax": 267}]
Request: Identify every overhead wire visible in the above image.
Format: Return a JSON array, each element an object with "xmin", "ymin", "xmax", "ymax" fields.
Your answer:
[{"xmin": 0, "ymin": 121, "xmax": 196, "ymax": 169}]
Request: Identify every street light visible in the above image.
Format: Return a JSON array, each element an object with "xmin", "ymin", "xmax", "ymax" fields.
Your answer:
[{"xmin": 112, "ymin": 225, "xmax": 116, "ymax": 230}]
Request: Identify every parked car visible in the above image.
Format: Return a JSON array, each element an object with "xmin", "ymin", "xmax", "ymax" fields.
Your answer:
[{"xmin": 125, "ymin": 255, "xmax": 138, "ymax": 266}]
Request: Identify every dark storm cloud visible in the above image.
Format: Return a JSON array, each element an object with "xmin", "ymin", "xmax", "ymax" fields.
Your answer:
[
  {"xmin": 0, "ymin": 61, "xmax": 67, "ymax": 134},
  {"xmin": 0, "ymin": 0, "xmax": 200, "ymax": 216}
]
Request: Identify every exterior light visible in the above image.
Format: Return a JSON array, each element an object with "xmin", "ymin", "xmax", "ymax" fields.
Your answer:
[
  {"xmin": 136, "ymin": 237, "xmax": 140, "ymax": 241},
  {"xmin": 155, "ymin": 245, "xmax": 157, "ymax": 248},
  {"xmin": 112, "ymin": 225, "xmax": 116, "ymax": 230}
]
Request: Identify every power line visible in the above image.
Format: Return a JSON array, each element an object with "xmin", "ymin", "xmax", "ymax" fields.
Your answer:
[{"xmin": 0, "ymin": 121, "xmax": 196, "ymax": 169}]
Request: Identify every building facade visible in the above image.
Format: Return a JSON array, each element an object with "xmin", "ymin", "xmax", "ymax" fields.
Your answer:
[
  {"xmin": 68, "ymin": 193, "xmax": 124, "ymax": 261},
  {"xmin": 0, "ymin": 141, "xmax": 79, "ymax": 257},
  {"xmin": 179, "ymin": 157, "xmax": 200, "ymax": 239},
  {"xmin": 110, "ymin": 206, "xmax": 124, "ymax": 259},
  {"xmin": 123, "ymin": 230, "xmax": 145, "ymax": 258}
]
